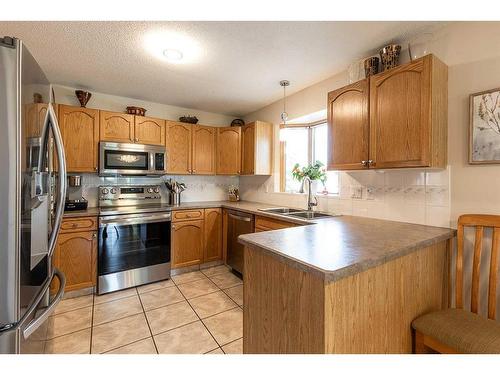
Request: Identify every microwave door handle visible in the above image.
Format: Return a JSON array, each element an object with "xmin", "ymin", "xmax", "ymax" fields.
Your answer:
[{"xmin": 46, "ymin": 103, "xmax": 67, "ymax": 257}]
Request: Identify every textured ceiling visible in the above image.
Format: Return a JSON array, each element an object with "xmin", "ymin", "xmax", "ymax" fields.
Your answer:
[{"xmin": 0, "ymin": 21, "xmax": 446, "ymax": 116}]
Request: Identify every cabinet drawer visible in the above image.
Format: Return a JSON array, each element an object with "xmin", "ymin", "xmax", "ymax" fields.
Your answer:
[
  {"xmin": 60, "ymin": 217, "xmax": 98, "ymax": 233},
  {"xmin": 173, "ymin": 209, "xmax": 204, "ymax": 222},
  {"xmin": 254, "ymin": 216, "xmax": 298, "ymax": 232}
]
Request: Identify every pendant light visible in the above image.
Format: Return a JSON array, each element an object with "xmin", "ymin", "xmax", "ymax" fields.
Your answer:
[{"xmin": 280, "ymin": 80, "xmax": 290, "ymax": 125}]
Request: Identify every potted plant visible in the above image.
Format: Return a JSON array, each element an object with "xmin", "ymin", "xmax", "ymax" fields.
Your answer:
[{"xmin": 291, "ymin": 161, "xmax": 327, "ymax": 194}]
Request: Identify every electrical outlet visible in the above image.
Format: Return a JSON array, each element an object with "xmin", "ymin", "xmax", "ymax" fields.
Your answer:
[
  {"xmin": 366, "ymin": 186, "xmax": 375, "ymax": 200},
  {"xmin": 351, "ymin": 186, "xmax": 363, "ymax": 199}
]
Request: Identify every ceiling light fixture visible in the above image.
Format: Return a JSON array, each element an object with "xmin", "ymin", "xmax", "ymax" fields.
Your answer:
[
  {"xmin": 280, "ymin": 80, "xmax": 290, "ymax": 125},
  {"xmin": 144, "ymin": 31, "xmax": 201, "ymax": 64},
  {"xmin": 163, "ymin": 48, "xmax": 183, "ymax": 61}
]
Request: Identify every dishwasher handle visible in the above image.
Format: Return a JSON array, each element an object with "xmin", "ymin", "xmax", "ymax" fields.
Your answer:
[{"xmin": 228, "ymin": 213, "xmax": 252, "ymax": 222}]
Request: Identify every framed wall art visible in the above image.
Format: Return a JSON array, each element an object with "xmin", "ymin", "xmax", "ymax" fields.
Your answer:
[{"xmin": 469, "ymin": 87, "xmax": 500, "ymax": 164}]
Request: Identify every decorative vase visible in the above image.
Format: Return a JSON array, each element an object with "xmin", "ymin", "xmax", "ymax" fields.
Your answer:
[
  {"xmin": 363, "ymin": 56, "xmax": 380, "ymax": 78},
  {"xmin": 75, "ymin": 90, "xmax": 92, "ymax": 107},
  {"xmin": 379, "ymin": 44, "xmax": 401, "ymax": 71}
]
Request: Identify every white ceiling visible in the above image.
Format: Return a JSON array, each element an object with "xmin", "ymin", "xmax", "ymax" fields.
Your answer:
[{"xmin": 0, "ymin": 21, "xmax": 446, "ymax": 116}]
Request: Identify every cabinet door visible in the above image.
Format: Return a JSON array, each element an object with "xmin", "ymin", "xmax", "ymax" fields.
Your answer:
[
  {"xmin": 216, "ymin": 126, "xmax": 241, "ymax": 175},
  {"xmin": 171, "ymin": 220, "xmax": 204, "ymax": 268},
  {"xmin": 53, "ymin": 230, "xmax": 97, "ymax": 292},
  {"xmin": 165, "ymin": 121, "xmax": 192, "ymax": 174},
  {"xmin": 24, "ymin": 103, "xmax": 48, "ymax": 138},
  {"xmin": 204, "ymin": 208, "xmax": 222, "ymax": 262},
  {"xmin": 327, "ymin": 79, "xmax": 369, "ymax": 170},
  {"xmin": 135, "ymin": 116, "xmax": 166, "ymax": 146},
  {"xmin": 192, "ymin": 125, "xmax": 216, "ymax": 175},
  {"xmin": 369, "ymin": 56, "xmax": 431, "ymax": 168},
  {"xmin": 58, "ymin": 105, "xmax": 100, "ymax": 172},
  {"xmin": 241, "ymin": 123, "xmax": 255, "ymax": 175},
  {"xmin": 99, "ymin": 111, "xmax": 135, "ymax": 143}
]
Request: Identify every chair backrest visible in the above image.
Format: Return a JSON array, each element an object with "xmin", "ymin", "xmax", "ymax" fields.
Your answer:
[{"xmin": 456, "ymin": 214, "xmax": 500, "ymax": 319}]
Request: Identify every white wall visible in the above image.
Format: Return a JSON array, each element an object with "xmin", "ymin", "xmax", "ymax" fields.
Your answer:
[
  {"xmin": 53, "ymin": 84, "xmax": 234, "ymax": 126},
  {"xmin": 242, "ymin": 21, "xmax": 500, "ymax": 228},
  {"xmin": 57, "ymin": 84, "xmax": 239, "ymax": 205}
]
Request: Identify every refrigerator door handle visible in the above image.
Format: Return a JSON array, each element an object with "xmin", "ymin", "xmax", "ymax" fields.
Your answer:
[
  {"xmin": 46, "ymin": 103, "xmax": 67, "ymax": 257},
  {"xmin": 0, "ymin": 268, "xmax": 65, "ymax": 335},
  {"xmin": 22, "ymin": 268, "xmax": 66, "ymax": 339}
]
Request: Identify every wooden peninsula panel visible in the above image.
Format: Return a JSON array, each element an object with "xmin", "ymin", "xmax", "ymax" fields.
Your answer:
[{"xmin": 243, "ymin": 240, "xmax": 450, "ymax": 354}]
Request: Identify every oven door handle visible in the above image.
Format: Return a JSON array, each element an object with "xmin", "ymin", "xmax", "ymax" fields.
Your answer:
[{"xmin": 100, "ymin": 213, "xmax": 171, "ymax": 227}]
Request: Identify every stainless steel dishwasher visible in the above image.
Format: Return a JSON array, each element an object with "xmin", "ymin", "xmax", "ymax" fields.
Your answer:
[{"xmin": 226, "ymin": 210, "xmax": 254, "ymax": 276}]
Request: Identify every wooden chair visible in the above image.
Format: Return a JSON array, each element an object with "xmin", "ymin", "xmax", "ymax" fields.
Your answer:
[{"xmin": 412, "ymin": 214, "xmax": 500, "ymax": 353}]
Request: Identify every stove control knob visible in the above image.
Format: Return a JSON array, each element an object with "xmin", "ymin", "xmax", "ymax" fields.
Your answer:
[
  {"xmin": 102, "ymin": 188, "xmax": 109, "ymax": 195},
  {"xmin": 154, "ymin": 187, "xmax": 160, "ymax": 193},
  {"xmin": 147, "ymin": 187, "xmax": 154, "ymax": 193},
  {"xmin": 110, "ymin": 188, "xmax": 117, "ymax": 194}
]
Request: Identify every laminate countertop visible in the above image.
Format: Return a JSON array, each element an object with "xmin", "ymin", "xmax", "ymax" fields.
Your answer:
[
  {"xmin": 62, "ymin": 200, "xmax": 310, "ymax": 224},
  {"xmin": 239, "ymin": 214, "xmax": 455, "ymax": 283},
  {"xmin": 63, "ymin": 200, "xmax": 455, "ymax": 283}
]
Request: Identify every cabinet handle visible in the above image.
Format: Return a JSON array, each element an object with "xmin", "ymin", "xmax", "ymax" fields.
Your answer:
[
  {"xmin": 368, "ymin": 160, "xmax": 375, "ymax": 166},
  {"xmin": 135, "ymin": 137, "xmax": 139, "ymax": 142},
  {"xmin": 94, "ymin": 167, "xmax": 98, "ymax": 171},
  {"xmin": 172, "ymin": 224, "xmax": 176, "ymax": 229},
  {"xmin": 361, "ymin": 160, "xmax": 368, "ymax": 167},
  {"xmin": 92, "ymin": 233, "xmax": 97, "ymax": 238},
  {"xmin": 192, "ymin": 169, "xmax": 196, "ymax": 174}
]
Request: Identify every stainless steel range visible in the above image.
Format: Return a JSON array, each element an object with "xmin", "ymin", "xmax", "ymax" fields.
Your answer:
[{"xmin": 98, "ymin": 184, "xmax": 172, "ymax": 294}]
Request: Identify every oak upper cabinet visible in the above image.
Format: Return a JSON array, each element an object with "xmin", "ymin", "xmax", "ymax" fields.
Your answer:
[
  {"xmin": 369, "ymin": 54, "xmax": 447, "ymax": 169},
  {"xmin": 204, "ymin": 208, "xmax": 222, "ymax": 262},
  {"xmin": 99, "ymin": 111, "xmax": 135, "ymax": 143},
  {"xmin": 134, "ymin": 116, "xmax": 166, "ymax": 146},
  {"xmin": 327, "ymin": 79, "xmax": 369, "ymax": 170},
  {"xmin": 241, "ymin": 121, "xmax": 273, "ymax": 175},
  {"xmin": 192, "ymin": 125, "xmax": 216, "ymax": 175},
  {"xmin": 58, "ymin": 105, "xmax": 100, "ymax": 172},
  {"xmin": 216, "ymin": 126, "xmax": 241, "ymax": 175},
  {"xmin": 53, "ymin": 217, "xmax": 97, "ymax": 292},
  {"xmin": 171, "ymin": 219, "xmax": 204, "ymax": 268},
  {"xmin": 25, "ymin": 103, "xmax": 48, "ymax": 138},
  {"xmin": 165, "ymin": 121, "xmax": 192, "ymax": 174}
]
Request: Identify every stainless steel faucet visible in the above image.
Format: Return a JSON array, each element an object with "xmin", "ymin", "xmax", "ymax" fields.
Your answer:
[{"xmin": 301, "ymin": 176, "xmax": 318, "ymax": 211}]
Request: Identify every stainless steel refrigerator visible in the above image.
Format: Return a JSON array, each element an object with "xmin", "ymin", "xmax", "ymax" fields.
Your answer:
[{"xmin": 0, "ymin": 36, "xmax": 67, "ymax": 354}]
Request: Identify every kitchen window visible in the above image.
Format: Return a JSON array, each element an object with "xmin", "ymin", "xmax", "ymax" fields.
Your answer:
[{"xmin": 280, "ymin": 121, "xmax": 339, "ymax": 194}]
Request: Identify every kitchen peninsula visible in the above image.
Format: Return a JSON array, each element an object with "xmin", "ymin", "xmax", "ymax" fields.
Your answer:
[{"xmin": 239, "ymin": 215, "xmax": 456, "ymax": 354}]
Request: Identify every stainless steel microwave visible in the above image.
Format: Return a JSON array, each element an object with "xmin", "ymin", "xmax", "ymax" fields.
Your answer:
[{"xmin": 99, "ymin": 142, "xmax": 166, "ymax": 176}]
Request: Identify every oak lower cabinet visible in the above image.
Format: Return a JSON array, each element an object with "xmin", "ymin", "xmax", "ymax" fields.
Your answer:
[
  {"xmin": 327, "ymin": 54, "xmax": 447, "ymax": 170},
  {"xmin": 254, "ymin": 215, "xmax": 299, "ymax": 232},
  {"xmin": 58, "ymin": 105, "xmax": 100, "ymax": 172},
  {"xmin": 165, "ymin": 121, "xmax": 192, "ymax": 174},
  {"xmin": 241, "ymin": 121, "xmax": 273, "ymax": 175},
  {"xmin": 216, "ymin": 126, "xmax": 241, "ymax": 175},
  {"xmin": 204, "ymin": 208, "xmax": 223, "ymax": 262},
  {"xmin": 53, "ymin": 216, "xmax": 98, "ymax": 292},
  {"xmin": 171, "ymin": 219, "xmax": 205, "ymax": 268},
  {"xmin": 171, "ymin": 208, "xmax": 223, "ymax": 269}
]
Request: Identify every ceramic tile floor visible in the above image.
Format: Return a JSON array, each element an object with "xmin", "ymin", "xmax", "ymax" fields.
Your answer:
[{"xmin": 45, "ymin": 265, "xmax": 243, "ymax": 354}]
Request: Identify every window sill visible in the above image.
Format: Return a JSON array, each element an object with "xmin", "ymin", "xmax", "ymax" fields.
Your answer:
[{"xmin": 275, "ymin": 191, "xmax": 340, "ymax": 199}]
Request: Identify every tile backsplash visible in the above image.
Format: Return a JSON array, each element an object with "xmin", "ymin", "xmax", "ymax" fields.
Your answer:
[
  {"xmin": 239, "ymin": 167, "xmax": 452, "ymax": 228},
  {"xmin": 70, "ymin": 167, "xmax": 451, "ymax": 228},
  {"xmin": 67, "ymin": 174, "xmax": 240, "ymax": 206}
]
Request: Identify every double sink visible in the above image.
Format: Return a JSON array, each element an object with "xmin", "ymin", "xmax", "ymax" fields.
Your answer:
[{"xmin": 258, "ymin": 207, "xmax": 336, "ymax": 220}]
